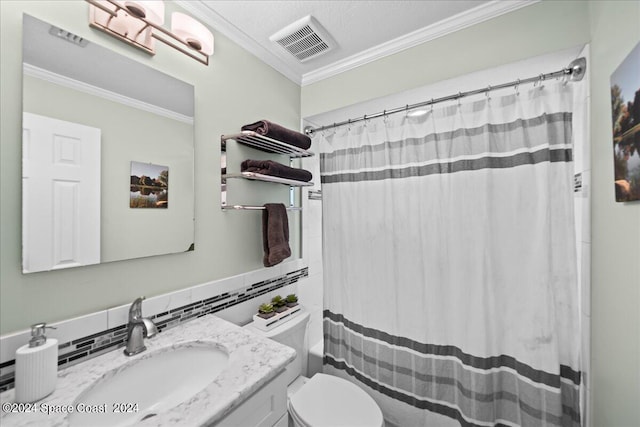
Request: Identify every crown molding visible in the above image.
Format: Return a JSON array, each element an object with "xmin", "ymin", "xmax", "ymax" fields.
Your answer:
[
  {"xmin": 175, "ymin": 0, "xmax": 302, "ymax": 84},
  {"xmin": 301, "ymin": 0, "xmax": 539, "ymax": 86},
  {"xmin": 23, "ymin": 63, "xmax": 194, "ymax": 124},
  {"xmin": 182, "ymin": 0, "xmax": 538, "ymax": 87}
]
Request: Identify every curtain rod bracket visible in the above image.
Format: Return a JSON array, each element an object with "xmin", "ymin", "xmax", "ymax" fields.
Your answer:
[
  {"xmin": 304, "ymin": 126, "xmax": 315, "ymax": 137},
  {"xmin": 567, "ymin": 57, "xmax": 586, "ymax": 82}
]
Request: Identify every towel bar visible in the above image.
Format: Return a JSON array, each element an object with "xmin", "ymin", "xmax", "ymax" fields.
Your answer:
[
  {"xmin": 222, "ymin": 205, "xmax": 302, "ymax": 211},
  {"xmin": 308, "ymin": 190, "xmax": 322, "ymax": 200}
]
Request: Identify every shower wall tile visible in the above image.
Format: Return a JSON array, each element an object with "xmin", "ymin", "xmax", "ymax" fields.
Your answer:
[
  {"xmin": 580, "ymin": 170, "xmax": 591, "ymax": 244},
  {"xmin": 572, "ymin": 45, "xmax": 590, "ymax": 176},
  {"xmin": 298, "ymin": 273, "xmax": 323, "ymax": 312},
  {"xmin": 305, "ymin": 203, "xmax": 323, "ymax": 240},
  {"xmin": 300, "ymin": 149, "xmax": 325, "ymax": 354},
  {"xmin": 581, "ymin": 96, "xmax": 591, "ymax": 174},
  {"xmin": 306, "ymin": 299, "xmax": 324, "ymax": 348},
  {"xmin": 302, "ymin": 154, "xmax": 321, "ymax": 188},
  {"xmin": 582, "ymin": 330, "xmax": 591, "ymax": 427},
  {"xmin": 306, "ymin": 235, "xmax": 323, "ymax": 275},
  {"xmin": 573, "ymin": 61, "xmax": 592, "ymax": 427},
  {"xmin": 581, "ymin": 242, "xmax": 591, "ymax": 318},
  {"xmin": 572, "ymin": 97, "xmax": 590, "ymax": 174}
]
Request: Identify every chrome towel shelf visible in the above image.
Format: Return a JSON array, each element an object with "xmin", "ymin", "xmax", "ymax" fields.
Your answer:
[
  {"xmin": 221, "ymin": 131, "xmax": 314, "ymax": 158},
  {"xmin": 221, "ymin": 131, "xmax": 315, "ymax": 211},
  {"xmin": 224, "ymin": 172, "xmax": 314, "ymax": 187}
]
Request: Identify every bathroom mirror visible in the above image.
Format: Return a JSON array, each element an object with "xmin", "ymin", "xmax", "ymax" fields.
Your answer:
[{"xmin": 22, "ymin": 14, "xmax": 195, "ymax": 273}]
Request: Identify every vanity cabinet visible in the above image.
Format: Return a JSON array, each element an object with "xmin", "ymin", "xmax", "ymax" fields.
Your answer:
[
  {"xmin": 220, "ymin": 131, "xmax": 314, "ymax": 211},
  {"xmin": 214, "ymin": 370, "xmax": 288, "ymax": 427}
]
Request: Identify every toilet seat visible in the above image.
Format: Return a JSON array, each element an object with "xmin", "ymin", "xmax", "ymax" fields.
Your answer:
[{"xmin": 288, "ymin": 374, "xmax": 384, "ymax": 427}]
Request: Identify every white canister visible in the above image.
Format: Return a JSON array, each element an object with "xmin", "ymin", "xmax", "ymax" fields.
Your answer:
[{"xmin": 15, "ymin": 323, "xmax": 58, "ymax": 403}]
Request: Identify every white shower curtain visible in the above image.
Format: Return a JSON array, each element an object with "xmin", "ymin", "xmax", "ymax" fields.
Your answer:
[{"xmin": 320, "ymin": 83, "xmax": 581, "ymax": 427}]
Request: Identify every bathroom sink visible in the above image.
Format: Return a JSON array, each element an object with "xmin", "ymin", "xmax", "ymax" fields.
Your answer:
[{"xmin": 67, "ymin": 344, "xmax": 229, "ymax": 427}]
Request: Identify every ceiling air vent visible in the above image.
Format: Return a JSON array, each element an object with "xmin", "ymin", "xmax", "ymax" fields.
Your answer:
[{"xmin": 269, "ymin": 15, "xmax": 335, "ymax": 63}]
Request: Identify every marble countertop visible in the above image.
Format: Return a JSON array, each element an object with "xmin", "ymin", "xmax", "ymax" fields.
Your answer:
[{"xmin": 0, "ymin": 315, "xmax": 296, "ymax": 427}]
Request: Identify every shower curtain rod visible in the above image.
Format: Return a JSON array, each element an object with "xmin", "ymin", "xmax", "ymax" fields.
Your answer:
[{"xmin": 303, "ymin": 57, "xmax": 586, "ymax": 136}]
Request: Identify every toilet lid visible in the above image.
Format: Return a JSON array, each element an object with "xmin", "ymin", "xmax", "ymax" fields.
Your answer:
[{"xmin": 289, "ymin": 374, "xmax": 384, "ymax": 427}]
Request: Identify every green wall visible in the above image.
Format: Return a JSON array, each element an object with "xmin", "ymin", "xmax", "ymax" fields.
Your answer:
[
  {"xmin": 588, "ymin": 2, "xmax": 640, "ymax": 426},
  {"xmin": 0, "ymin": 1, "xmax": 301, "ymax": 333}
]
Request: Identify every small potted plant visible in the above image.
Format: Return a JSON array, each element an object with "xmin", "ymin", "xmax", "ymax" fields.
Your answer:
[
  {"xmin": 286, "ymin": 294, "xmax": 299, "ymax": 307},
  {"xmin": 258, "ymin": 303, "xmax": 275, "ymax": 319},
  {"xmin": 271, "ymin": 295, "xmax": 288, "ymax": 313}
]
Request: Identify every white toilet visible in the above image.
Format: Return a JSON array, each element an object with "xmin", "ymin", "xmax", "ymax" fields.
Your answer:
[{"xmin": 244, "ymin": 308, "xmax": 384, "ymax": 427}]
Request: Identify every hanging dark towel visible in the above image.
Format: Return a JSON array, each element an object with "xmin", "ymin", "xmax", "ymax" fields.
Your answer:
[
  {"xmin": 241, "ymin": 159, "xmax": 313, "ymax": 182},
  {"xmin": 262, "ymin": 203, "xmax": 291, "ymax": 267},
  {"xmin": 241, "ymin": 120, "xmax": 312, "ymax": 150}
]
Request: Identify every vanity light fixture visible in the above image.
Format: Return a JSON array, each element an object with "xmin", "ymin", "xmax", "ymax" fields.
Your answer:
[
  {"xmin": 171, "ymin": 12, "xmax": 214, "ymax": 56},
  {"xmin": 85, "ymin": 0, "xmax": 213, "ymax": 65}
]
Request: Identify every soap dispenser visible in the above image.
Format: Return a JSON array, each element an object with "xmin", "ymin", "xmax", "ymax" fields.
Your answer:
[{"xmin": 15, "ymin": 323, "xmax": 58, "ymax": 403}]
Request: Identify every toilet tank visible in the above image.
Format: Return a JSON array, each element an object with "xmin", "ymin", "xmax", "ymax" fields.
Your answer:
[{"xmin": 244, "ymin": 309, "xmax": 310, "ymax": 386}]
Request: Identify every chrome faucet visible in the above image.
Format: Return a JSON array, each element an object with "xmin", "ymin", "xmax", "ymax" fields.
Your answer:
[{"xmin": 124, "ymin": 296, "xmax": 158, "ymax": 356}]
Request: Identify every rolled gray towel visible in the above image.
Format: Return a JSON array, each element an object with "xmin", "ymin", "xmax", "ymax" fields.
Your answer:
[
  {"xmin": 241, "ymin": 159, "xmax": 312, "ymax": 182},
  {"xmin": 241, "ymin": 120, "xmax": 311, "ymax": 150}
]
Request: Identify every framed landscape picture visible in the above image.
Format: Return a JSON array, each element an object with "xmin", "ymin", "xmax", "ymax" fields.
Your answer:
[
  {"xmin": 130, "ymin": 161, "xmax": 169, "ymax": 208},
  {"xmin": 610, "ymin": 41, "xmax": 640, "ymax": 202}
]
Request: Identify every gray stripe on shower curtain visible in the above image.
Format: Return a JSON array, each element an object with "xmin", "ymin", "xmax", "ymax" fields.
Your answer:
[
  {"xmin": 321, "ymin": 147, "xmax": 572, "ymax": 184},
  {"xmin": 320, "ymin": 112, "xmax": 572, "ymax": 175},
  {"xmin": 324, "ymin": 312, "xmax": 581, "ymax": 427}
]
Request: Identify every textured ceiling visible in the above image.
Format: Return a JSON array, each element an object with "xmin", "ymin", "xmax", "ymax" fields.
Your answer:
[
  {"xmin": 200, "ymin": 1, "xmax": 487, "ymax": 71},
  {"xmin": 181, "ymin": 0, "xmax": 536, "ymax": 85}
]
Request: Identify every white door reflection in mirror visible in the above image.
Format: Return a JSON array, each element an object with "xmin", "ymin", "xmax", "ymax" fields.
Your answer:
[
  {"xmin": 22, "ymin": 14, "xmax": 195, "ymax": 272},
  {"xmin": 22, "ymin": 113, "xmax": 101, "ymax": 273}
]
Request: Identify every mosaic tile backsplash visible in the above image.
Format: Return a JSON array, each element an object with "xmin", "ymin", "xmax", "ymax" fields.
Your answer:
[{"xmin": 0, "ymin": 267, "xmax": 308, "ymax": 393}]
